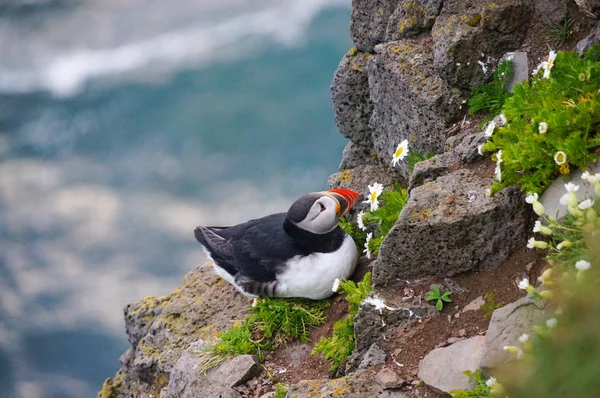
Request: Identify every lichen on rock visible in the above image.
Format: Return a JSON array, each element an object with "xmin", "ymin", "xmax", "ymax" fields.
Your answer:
[
  {"xmin": 432, "ymin": 0, "xmax": 532, "ymax": 88},
  {"xmin": 101, "ymin": 261, "xmax": 250, "ymax": 396},
  {"xmin": 367, "ymin": 39, "xmax": 463, "ymax": 178}
]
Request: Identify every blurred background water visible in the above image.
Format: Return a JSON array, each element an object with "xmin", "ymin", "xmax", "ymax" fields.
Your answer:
[{"xmin": 0, "ymin": 1, "xmax": 352, "ymax": 396}]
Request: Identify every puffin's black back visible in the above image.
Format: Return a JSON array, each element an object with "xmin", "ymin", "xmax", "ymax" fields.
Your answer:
[{"xmin": 195, "ymin": 211, "xmax": 346, "ymax": 282}]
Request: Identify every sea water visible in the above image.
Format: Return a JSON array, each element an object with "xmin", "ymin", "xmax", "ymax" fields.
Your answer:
[{"xmin": 0, "ymin": 1, "xmax": 352, "ymax": 396}]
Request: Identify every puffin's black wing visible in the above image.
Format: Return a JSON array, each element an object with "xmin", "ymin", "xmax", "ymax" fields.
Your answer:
[
  {"xmin": 194, "ymin": 225, "xmax": 238, "ymax": 276},
  {"xmin": 195, "ymin": 213, "xmax": 302, "ymax": 282}
]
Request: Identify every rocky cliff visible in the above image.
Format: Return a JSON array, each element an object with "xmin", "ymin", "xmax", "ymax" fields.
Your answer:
[{"xmin": 100, "ymin": 1, "xmax": 600, "ymax": 397}]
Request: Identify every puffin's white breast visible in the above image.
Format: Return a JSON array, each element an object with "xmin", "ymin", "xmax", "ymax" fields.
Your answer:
[{"xmin": 277, "ymin": 234, "xmax": 358, "ymax": 300}]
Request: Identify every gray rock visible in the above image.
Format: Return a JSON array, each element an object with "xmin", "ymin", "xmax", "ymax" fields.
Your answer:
[
  {"xmin": 280, "ymin": 344, "xmax": 311, "ymax": 368},
  {"xmin": 451, "ymin": 132, "xmax": 487, "ymax": 164},
  {"xmin": 480, "ymin": 296, "xmax": 548, "ymax": 371},
  {"xmin": 367, "ymin": 40, "xmax": 464, "ymax": 178},
  {"xmin": 385, "ymin": 0, "xmax": 443, "ymax": 41},
  {"xmin": 576, "ymin": 19, "xmax": 600, "ymax": 55},
  {"xmin": 501, "ymin": 51, "xmax": 529, "ymax": 93},
  {"xmin": 124, "ymin": 295, "xmax": 169, "ymax": 347},
  {"xmin": 165, "ymin": 349, "xmax": 258, "ymax": 398},
  {"xmin": 331, "ymin": 49, "xmax": 375, "ymax": 147},
  {"xmin": 350, "ymin": 0, "xmax": 397, "ymax": 52},
  {"xmin": 339, "ymin": 141, "xmax": 379, "ymax": 171},
  {"xmin": 539, "ymin": 160, "xmax": 600, "ymax": 220},
  {"xmin": 287, "ymin": 369, "xmax": 408, "ymax": 398},
  {"xmin": 373, "ymin": 169, "xmax": 529, "ymax": 284},
  {"xmin": 358, "ymin": 343, "xmax": 387, "ymax": 369},
  {"xmin": 462, "ymin": 296, "xmax": 485, "ymax": 313},
  {"xmin": 375, "ymin": 367, "xmax": 404, "ymax": 389},
  {"xmin": 407, "ymin": 152, "xmax": 459, "ymax": 192},
  {"xmin": 347, "ymin": 295, "xmax": 435, "ymax": 372},
  {"xmin": 432, "ymin": 0, "xmax": 532, "ymax": 88},
  {"xmin": 418, "ymin": 336, "xmax": 486, "ymax": 394},
  {"xmin": 103, "ymin": 261, "xmax": 251, "ymax": 395},
  {"xmin": 533, "ymin": 0, "xmax": 569, "ymax": 23},
  {"xmin": 573, "ymin": 0, "xmax": 600, "ymax": 17}
]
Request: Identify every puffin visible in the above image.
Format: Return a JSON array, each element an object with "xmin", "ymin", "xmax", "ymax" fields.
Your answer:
[{"xmin": 194, "ymin": 188, "xmax": 360, "ymax": 300}]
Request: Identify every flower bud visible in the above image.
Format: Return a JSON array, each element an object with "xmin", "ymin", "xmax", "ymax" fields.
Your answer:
[
  {"xmin": 540, "ymin": 290, "xmax": 554, "ymax": 299},
  {"xmin": 568, "ymin": 192, "xmax": 579, "ymax": 208},
  {"xmin": 556, "ymin": 240, "xmax": 572, "ymax": 249},
  {"xmin": 533, "ymin": 201, "xmax": 545, "ymax": 216},
  {"xmin": 534, "ymin": 240, "xmax": 548, "ymax": 249},
  {"xmin": 587, "ymin": 208, "xmax": 598, "ymax": 223},
  {"xmin": 539, "ymin": 225, "xmax": 553, "ymax": 235}
]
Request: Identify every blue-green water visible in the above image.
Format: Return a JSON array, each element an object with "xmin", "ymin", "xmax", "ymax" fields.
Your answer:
[{"xmin": 0, "ymin": 2, "xmax": 351, "ymax": 397}]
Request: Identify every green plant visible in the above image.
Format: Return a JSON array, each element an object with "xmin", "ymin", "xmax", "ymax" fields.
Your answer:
[
  {"xmin": 406, "ymin": 151, "xmax": 434, "ymax": 172},
  {"xmin": 253, "ymin": 297, "xmax": 328, "ymax": 344},
  {"xmin": 480, "ymin": 293, "xmax": 503, "ymax": 319},
  {"xmin": 274, "ymin": 383, "xmax": 288, "ymax": 398},
  {"xmin": 312, "ymin": 273, "xmax": 373, "ymax": 374},
  {"xmin": 425, "ymin": 285, "xmax": 453, "ymax": 311},
  {"xmin": 360, "ymin": 184, "xmax": 408, "ymax": 255},
  {"xmin": 338, "ymin": 215, "xmax": 367, "ymax": 249},
  {"xmin": 195, "ymin": 298, "xmax": 328, "ymax": 372},
  {"xmin": 480, "ymin": 179, "xmax": 600, "ymax": 396},
  {"xmin": 468, "ymin": 60, "xmax": 513, "ymax": 117},
  {"xmin": 545, "ymin": 1, "xmax": 574, "ymax": 46},
  {"xmin": 449, "ymin": 370, "xmax": 492, "ymax": 397},
  {"xmin": 482, "ymin": 48, "xmax": 600, "ymax": 195}
]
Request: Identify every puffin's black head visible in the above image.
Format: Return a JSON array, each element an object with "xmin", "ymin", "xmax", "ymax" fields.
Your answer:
[{"xmin": 286, "ymin": 188, "xmax": 360, "ymax": 234}]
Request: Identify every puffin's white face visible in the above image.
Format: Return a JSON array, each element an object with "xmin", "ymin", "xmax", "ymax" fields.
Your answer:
[
  {"xmin": 294, "ymin": 195, "xmax": 340, "ymax": 235},
  {"xmin": 287, "ymin": 189, "xmax": 360, "ymax": 235}
]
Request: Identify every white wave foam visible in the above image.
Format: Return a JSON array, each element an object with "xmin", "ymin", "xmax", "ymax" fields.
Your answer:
[{"xmin": 0, "ymin": 0, "xmax": 349, "ymax": 97}]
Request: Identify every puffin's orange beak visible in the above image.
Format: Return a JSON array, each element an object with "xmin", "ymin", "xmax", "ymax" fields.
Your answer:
[{"xmin": 328, "ymin": 188, "xmax": 361, "ymax": 216}]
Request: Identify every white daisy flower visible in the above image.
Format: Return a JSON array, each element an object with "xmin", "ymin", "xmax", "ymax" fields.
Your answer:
[
  {"xmin": 252, "ymin": 298, "xmax": 259, "ymax": 308},
  {"xmin": 559, "ymin": 193, "xmax": 569, "ymax": 206},
  {"xmin": 356, "ymin": 210, "xmax": 366, "ymax": 231},
  {"xmin": 497, "ymin": 114, "xmax": 508, "ymax": 126},
  {"xmin": 363, "ymin": 182, "xmax": 384, "ymax": 211},
  {"xmin": 519, "ymin": 333, "xmax": 530, "ymax": 343},
  {"xmin": 525, "ymin": 192, "xmax": 545, "ymax": 216},
  {"xmin": 527, "ymin": 237, "xmax": 536, "ymax": 249},
  {"xmin": 538, "ymin": 122, "xmax": 548, "ymax": 134},
  {"xmin": 525, "ymin": 193, "xmax": 539, "ymax": 204},
  {"xmin": 486, "ymin": 377, "xmax": 497, "ymax": 387},
  {"xmin": 582, "ymin": 171, "xmax": 591, "ymax": 182},
  {"xmin": 477, "ymin": 144, "xmax": 484, "ymax": 156},
  {"xmin": 518, "ymin": 277, "xmax": 530, "ymax": 290},
  {"xmin": 484, "ymin": 121, "xmax": 496, "ymax": 137},
  {"xmin": 546, "ymin": 317, "xmax": 558, "ymax": 329},
  {"xmin": 554, "ymin": 151, "xmax": 567, "ymax": 165},
  {"xmin": 494, "ymin": 165, "xmax": 502, "ymax": 182},
  {"xmin": 494, "ymin": 150, "xmax": 503, "ymax": 181},
  {"xmin": 543, "ymin": 51, "xmax": 557, "ymax": 79},
  {"xmin": 560, "ymin": 182, "xmax": 580, "ymax": 207},
  {"xmin": 575, "ymin": 260, "xmax": 591, "ymax": 271},
  {"xmin": 363, "ymin": 232, "xmax": 373, "ymax": 259},
  {"xmin": 579, "ymin": 199, "xmax": 594, "ymax": 210},
  {"xmin": 565, "ymin": 183, "xmax": 579, "ymax": 193},
  {"xmin": 332, "ymin": 278, "xmax": 341, "ymax": 293},
  {"xmin": 391, "ymin": 139, "xmax": 409, "ymax": 167},
  {"xmin": 533, "ymin": 221, "xmax": 552, "ymax": 235}
]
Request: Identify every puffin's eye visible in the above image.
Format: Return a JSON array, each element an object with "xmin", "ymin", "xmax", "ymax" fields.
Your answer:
[{"xmin": 319, "ymin": 203, "xmax": 326, "ymax": 212}]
